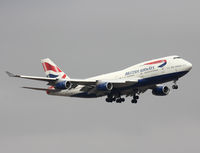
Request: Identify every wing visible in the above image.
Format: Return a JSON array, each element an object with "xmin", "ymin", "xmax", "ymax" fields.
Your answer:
[
  {"xmin": 6, "ymin": 71, "xmax": 57, "ymax": 83},
  {"xmin": 6, "ymin": 71, "xmax": 139, "ymax": 92}
]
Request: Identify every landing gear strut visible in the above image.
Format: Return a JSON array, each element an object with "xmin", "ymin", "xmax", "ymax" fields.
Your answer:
[
  {"xmin": 172, "ymin": 80, "xmax": 178, "ymax": 89},
  {"xmin": 131, "ymin": 93, "xmax": 139, "ymax": 104}
]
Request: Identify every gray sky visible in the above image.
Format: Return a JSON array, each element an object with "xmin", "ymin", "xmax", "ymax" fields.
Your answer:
[{"xmin": 0, "ymin": 0, "xmax": 199, "ymax": 153}]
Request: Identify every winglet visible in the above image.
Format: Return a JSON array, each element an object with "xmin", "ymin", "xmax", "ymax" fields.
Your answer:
[{"xmin": 6, "ymin": 71, "xmax": 18, "ymax": 77}]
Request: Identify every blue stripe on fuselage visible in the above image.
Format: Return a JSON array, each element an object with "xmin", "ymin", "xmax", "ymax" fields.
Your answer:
[
  {"xmin": 158, "ymin": 62, "xmax": 167, "ymax": 68},
  {"xmin": 137, "ymin": 70, "xmax": 188, "ymax": 86},
  {"xmin": 72, "ymin": 71, "xmax": 189, "ymax": 98}
]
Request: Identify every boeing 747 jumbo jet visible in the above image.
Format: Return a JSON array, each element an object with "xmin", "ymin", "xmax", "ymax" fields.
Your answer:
[{"xmin": 6, "ymin": 55, "xmax": 192, "ymax": 103}]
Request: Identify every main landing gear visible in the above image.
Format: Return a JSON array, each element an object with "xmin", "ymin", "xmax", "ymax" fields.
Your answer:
[
  {"xmin": 105, "ymin": 96, "xmax": 115, "ymax": 103},
  {"xmin": 106, "ymin": 97, "xmax": 125, "ymax": 103},
  {"xmin": 116, "ymin": 98, "xmax": 125, "ymax": 103},
  {"xmin": 105, "ymin": 90, "xmax": 140, "ymax": 104},
  {"xmin": 172, "ymin": 80, "xmax": 178, "ymax": 89},
  {"xmin": 105, "ymin": 94, "xmax": 125, "ymax": 103},
  {"xmin": 131, "ymin": 94, "xmax": 139, "ymax": 104}
]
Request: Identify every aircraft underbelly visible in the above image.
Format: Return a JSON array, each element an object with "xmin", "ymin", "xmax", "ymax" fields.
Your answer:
[{"xmin": 47, "ymin": 69, "xmax": 189, "ymax": 98}]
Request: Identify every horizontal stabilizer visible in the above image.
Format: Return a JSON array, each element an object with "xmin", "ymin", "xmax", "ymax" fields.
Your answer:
[
  {"xmin": 22, "ymin": 86, "xmax": 56, "ymax": 91},
  {"xmin": 6, "ymin": 71, "xmax": 17, "ymax": 77}
]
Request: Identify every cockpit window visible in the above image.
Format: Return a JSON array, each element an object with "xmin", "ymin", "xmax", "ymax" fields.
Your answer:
[{"xmin": 173, "ymin": 56, "xmax": 181, "ymax": 59}]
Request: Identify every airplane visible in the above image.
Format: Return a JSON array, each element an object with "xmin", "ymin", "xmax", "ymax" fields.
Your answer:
[{"xmin": 6, "ymin": 55, "xmax": 192, "ymax": 103}]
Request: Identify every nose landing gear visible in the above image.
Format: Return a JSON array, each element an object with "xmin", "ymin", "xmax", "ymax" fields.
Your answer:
[
  {"xmin": 172, "ymin": 85, "xmax": 178, "ymax": 89},
  {"xmin": 172, "ymin": 80, "xmax": 178, "ymax": 89}
]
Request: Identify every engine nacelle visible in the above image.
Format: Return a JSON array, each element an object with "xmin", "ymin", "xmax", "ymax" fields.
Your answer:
[
  {"xmin": 152, "ymin": 86, "xmax": 170, "ymax": 96},
  {"xmin": 55, "ymin": 81, "xmax": 72, "ymax": 89},
  {"xmin": 96, "ymin": 82, "xmax": 113, "ymax": 91}
]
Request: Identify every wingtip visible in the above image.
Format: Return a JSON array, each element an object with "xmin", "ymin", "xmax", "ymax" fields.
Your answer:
[{"xmin": 6, "ymin": 71, "xmax": 16, "ymax": 77}]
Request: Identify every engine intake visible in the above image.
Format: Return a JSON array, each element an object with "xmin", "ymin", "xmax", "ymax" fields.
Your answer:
[
  {"xmin": 55, "ymin": 81, "xmax": 71, "ymax": 89},
  {"xmin": 152, "ymin": 86, "xmax": 170, "ymax": 96},
  {"xmin": 96, "ymin": 82, "xmax": 113, "ymax": 91}
]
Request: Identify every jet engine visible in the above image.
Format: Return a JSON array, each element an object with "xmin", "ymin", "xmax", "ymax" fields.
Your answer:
[
  {"xmin": 152, "ymin": 86, "xmax": 170, "ymax": 96},
  {"xmin": 96, "ymin": 82, "xmax": 113, "ymax": 91},
  {"xmin": 55, "ymin": 81, "xmax": 72, "ymax": 89}
]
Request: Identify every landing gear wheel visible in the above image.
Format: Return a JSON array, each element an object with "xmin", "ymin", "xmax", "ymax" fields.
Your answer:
[
  {"xmin": 172, "ymin": 85, "xmax": 178, "ymax": 89},
  {"xmin": 115, "ymin": 98, "xmax": 125, "ymax": 103},
  {"xmin": 112, "ymin": 97, "xmax": 116, "ymax": 102},
  {"xmin": 131, "ymin": 99, "xmax": 137, "ymax": 103},
  {"xmin": 172, "ymin": 80, "xmax": 178, "ymax": 89},
  {"xmin": 106, "ymin": 98, "xmax": 113, "ymax": 103},
  {"xmin": 116, "ymin": 98, "xmax": 122, "ymax": 103},
  {"xmin": 132, "ymin": 93, "xmax": 139, "ymax": 104},
  {"xmin": 135, "ymin": 95, "xmax": 139, "ymax": 99}
]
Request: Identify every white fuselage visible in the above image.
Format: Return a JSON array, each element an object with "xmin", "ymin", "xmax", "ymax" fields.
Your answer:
[{"xmin": 48, "ymin": 55, "xmax": 192, "ymax": 98}]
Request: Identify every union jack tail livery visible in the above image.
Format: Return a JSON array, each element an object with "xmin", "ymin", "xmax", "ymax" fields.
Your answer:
[{"xmin": 41, "ymin": 58, "xmax": 69, "ymax": 79}]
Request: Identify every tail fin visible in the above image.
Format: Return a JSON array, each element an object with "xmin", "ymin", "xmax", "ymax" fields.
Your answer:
[{"xmin": 41, "ymin": 58, "xmax": 69, "ymax": 79}]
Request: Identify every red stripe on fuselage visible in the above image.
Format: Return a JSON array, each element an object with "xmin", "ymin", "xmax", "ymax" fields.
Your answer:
[{"xmin": 144, "ymin": 60, "xmax": 166, "ymax": 65}]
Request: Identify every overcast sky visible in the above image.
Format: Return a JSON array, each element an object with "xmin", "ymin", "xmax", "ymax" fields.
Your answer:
[{"xmin": 0, "ymin": 0, "xmax": 199, "ymax": 153}]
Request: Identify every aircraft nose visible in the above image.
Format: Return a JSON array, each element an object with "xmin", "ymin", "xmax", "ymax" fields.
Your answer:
[{"xmin": 186, "ymin": 61, "xmax": 192, "ymax": 71}]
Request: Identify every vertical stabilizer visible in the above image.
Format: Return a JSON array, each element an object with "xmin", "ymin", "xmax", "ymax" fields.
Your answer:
[{"xmin": 41, "ymin": 58, "xmax": 69, "ymax": 79}]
